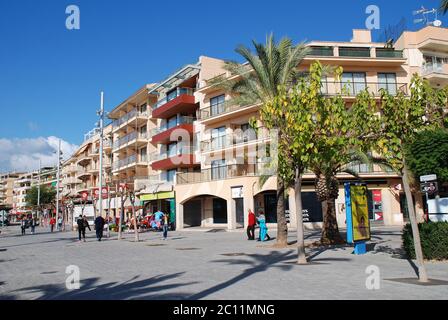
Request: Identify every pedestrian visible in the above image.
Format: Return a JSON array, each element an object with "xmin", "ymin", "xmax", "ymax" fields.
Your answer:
[
  {"xmin": 77, "ymin": 215, "xmax": 90, "ymax": 242},
  {"xmin": 57, "ymin": 215, "xmax": 63, "ymax": 231},
  {"xmin": 247, "ymin": 209, "xmax": 256, "ymax": 240},
  {"xmin": 162, "ymin": 214, "xmax": 169, "ymax": 240},
  {"xmin": 94, "ymin": 215, "xmax": 105, "ymax": 241},
  {"xmin": 20, "ymin": 217, "xmax": 27, "ymax": 236},
  {"xmin": 49, "ymin": 216, "xmax": 56, "ymax": 232},
  {"xmin": 257, "ymin": 211, "xmax": 271, "ymax": 242},
  {"xmin": 30, "ymin": 216, "xmax": 37, "ymax": 235}
]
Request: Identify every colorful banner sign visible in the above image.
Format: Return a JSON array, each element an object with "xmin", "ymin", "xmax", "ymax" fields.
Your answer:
[{"xmin": 345, "ymin": 183, "xmax": 371, "ymax": 244}]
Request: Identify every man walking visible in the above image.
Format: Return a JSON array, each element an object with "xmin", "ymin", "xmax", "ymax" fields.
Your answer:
[
  {"xmin": 20, "ymin": 217, "xmax": 27, "ymax": 236},
  {"xmin": 49, "ymin": 216, "xmax": 56, "ymax": 232},
  {"xmin": 77, "ymin": 215, "xmax": 91, "ymax": 242},
  {"xmin": 94, "ymin": 215, "xmax": 105, "ymax": 241},
  {"xmin": 247, "ymin": 209, "xmax": 256, "ymax": 240}
]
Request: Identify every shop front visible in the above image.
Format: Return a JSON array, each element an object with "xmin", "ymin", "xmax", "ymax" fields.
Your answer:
[{"xmin": 139, "ymin": 191, "xmax": 176, "ymax": 230}]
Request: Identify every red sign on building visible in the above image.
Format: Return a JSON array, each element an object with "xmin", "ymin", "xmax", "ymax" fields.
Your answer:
[{"xmin": 92, "ymin": 187, "xmax": 109, "ymax": 199}]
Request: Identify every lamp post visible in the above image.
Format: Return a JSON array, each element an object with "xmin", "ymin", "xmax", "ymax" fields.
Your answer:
[
  {"xmin": 37, "ymin": 160, "xmax": 41, "ymax": 220},
  {"xmin": 55, "ymin": 139, "xmax": 62, "ymax": 231},
  {"xmin": 98, "ymin": 92, "xmax": 105, "ymax": 218}
]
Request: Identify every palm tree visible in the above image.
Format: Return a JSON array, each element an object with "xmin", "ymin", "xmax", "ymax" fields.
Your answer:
[
  {"xmin": 213, "ymin": 34, "xmax": 309, "ymax": 246},
  {"xmin": 441, "ymin": 0, "xmax": 448, "ymax": 14}
]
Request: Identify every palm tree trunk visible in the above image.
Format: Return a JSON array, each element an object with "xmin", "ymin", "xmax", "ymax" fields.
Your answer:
[
  {"xmin": 402, "ymin": 163, "xmax": 428, "ymax": 282},
  {"xmin": 295, "ymin": 170, "xmax": 307, "ymax": 264},
  {"xmin": 276, "ymin": 177, "xmax": 288, "ymax": 246},
  {"xmin": 321, "ymin": 199, "xmax": 344, "ymax": 245}
]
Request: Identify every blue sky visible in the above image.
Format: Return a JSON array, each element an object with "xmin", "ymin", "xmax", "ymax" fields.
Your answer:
[{"xmin": 0, "ymin": 0, "xmax": 446, "ymax": 171}]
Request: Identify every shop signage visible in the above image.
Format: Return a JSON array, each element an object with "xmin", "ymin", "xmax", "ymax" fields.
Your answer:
[
  {"xmin": 345, "ymin": 183, "xmax": 371, "ymax": 244},
  {"xmin": 231, "ymin": 186, "xmax": 243, "ymax": 199}
]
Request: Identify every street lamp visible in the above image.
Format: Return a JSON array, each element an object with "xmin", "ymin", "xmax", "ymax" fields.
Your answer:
[
  {"xmin": 97, "ymin": 92, "xmax": 105, "ymax": 219},
  {"xmin": 55, "ymin": 140, "xmax": 63, "ymax": 231}
]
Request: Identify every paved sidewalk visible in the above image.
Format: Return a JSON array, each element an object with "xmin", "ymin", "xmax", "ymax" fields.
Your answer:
[{"xmin": 0, "ymin": 225, "xmax": 447, "ymax": 300}]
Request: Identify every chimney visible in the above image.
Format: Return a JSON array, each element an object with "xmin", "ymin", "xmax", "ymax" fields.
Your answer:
[{"xmin": 351, "ymin": 29, "xmax": 372, "ymax": 43}]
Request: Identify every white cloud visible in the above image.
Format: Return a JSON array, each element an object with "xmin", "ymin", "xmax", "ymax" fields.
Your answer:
[{"xmin": 0, "ymin": 136, "xmax": 78, "ymax": 173}]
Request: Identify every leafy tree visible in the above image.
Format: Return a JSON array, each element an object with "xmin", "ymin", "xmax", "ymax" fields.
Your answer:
[
  {"xmin": 25, "ymin": 185, "xmax": 56, "ymax": 208},
  {"xmin": 377, "ymin": 75, "xmax": 448, "ymax": 282},
  {"xmin": 406, "ymin": 128, "xmax": 448, "ymax": 184},
  {"xmin": 211, "ymin": 34, "xmax": 309, "ymax": 247}
]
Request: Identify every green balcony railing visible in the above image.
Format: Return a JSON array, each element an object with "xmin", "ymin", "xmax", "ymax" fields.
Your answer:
[
  {"xmin": 376, "ymin": 49, "xmax": 403, "ymax": 58},
  {"xmin": 339, "ymin": 47, "xmax": 371, "ymax": 58},
  {"xmin": 307, "ymin": 46, "xmax": 334, "ymax": 57}
]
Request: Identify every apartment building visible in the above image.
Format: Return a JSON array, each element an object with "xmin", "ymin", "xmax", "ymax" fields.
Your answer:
[
  {"xmin": 62, "ymin": 125, "xmax": 113, "ymax": 207},
  {"xmin": 174, "ymin": 26, "xmax": 448, "ymax": 231},
  {"xmin": 12, "ymin": 172, "xmax": 37, "ymax": 213},
  {"xmin": 0, "ymin": 173, "xmax": 22, "ymax": 209}
]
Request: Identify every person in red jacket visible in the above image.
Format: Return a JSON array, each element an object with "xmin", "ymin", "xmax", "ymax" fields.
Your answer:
[
  {"xmin": 247, "ymin": 209, "xmax": 256, "ymax": 240},
  {"xmin": 49, "ymin": 216, "xmax": 56, "ymax": 233}
]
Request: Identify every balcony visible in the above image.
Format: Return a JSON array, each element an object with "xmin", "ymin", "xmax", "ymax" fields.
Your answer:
[
  {"xmin": 151, "ymin": 116, "xmax": 195, "ymax": 144},
  {"xmin": 201, "ymin": 128, "xmax": 271, "ymax": 153},
  {"xmin": 198, "ymin": 102, "xmax": 259, "ymax": 125},
  {"xmin": 76, "ymin": 156, "xmax": 92, "ymax": 167},
  {"xmin": 152, "ymin": 88, "xmax": 197, "ymax": 119},
  {"xmin": 134, "ymin": 174, "xmax": 168, "ymax": 190},
  {"xmin": 422, "ymin": 64, "xmax": 448, "ymax": 86},
  {"xmin": 339, "ymin": 47, "xmax": 371, "ymax": 58},
  {"xmin": 112, "ymin": 131, "xmax": 148, "ymax": 152},
  {"xmin": 76, "ymin": 168, "xmax": 92, "ymax": 180},
  {"xmin": 303, "ymin": 46, "xmax": 405, "ymax": 67},
  {"xmin": 112, "ymin": 109, "xmax": 149, "ymax": 132},
  {"xmin": 64, "ymin": 177, "xmax": 82, "ymax": 185},
  {"xmin": 112, "ymin": 154, "xmax": 147, "ymax": 172},
  {"xmin": 307, "ymin": 46, "xmax": 334, "ymax": 57},
  {"xmin": 376, "ymin": 48, "xmax": 403, "ymax": 58},
  {"xmin": 321, "ymin": 81, "xmax": 408, "ymax": 97},
  {"xmin": 176, "ymin": 163, "xmax": 267, "ymax": 185},
  {"xmin": 150, "ymin": 146, "xmax": 196, "ymax": 171}
]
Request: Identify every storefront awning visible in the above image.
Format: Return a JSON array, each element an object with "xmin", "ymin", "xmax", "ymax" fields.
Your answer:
[{"xmin": 140, "ymin": 191, "xmax": 175, "ymax": 202}]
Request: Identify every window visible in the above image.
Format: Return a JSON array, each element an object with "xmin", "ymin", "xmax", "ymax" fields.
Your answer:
[
  {"xmin": 167, "ymin": 115, "xmax": 178, "ymax": 130},
  {"xmin": 139, "ymin": 147, "xmax": 147, "ymax": 162},
  {"xmin": 341, "ymin": 72, "xmax": 366, "ymax": 95},
  {"xmin": 378, "ymin": 73, "xmax": 397, "ymax": 95},
  {"xmin": 210, "ymin": 94, "xmax": 225, "ymax": 116},
  {"xmin": 211, "ymin": 126, "xmax": 226, "ymax": 150},
  {"xmin": 166, "ymin": 169, "xmax": 177, "ymax": 183},
  {"xmin": 211, "ymin": 159, "xmax": 226, "ymax": 180},
  {"xmin": 167, "ymin": 89, "xmax": 178, "ymax": 102},
  {"xmin": 167, "ymin": 143, "xmax": 177, "ymax": 157},
  {"xmin": 139, "ymin": 125, "xmax": 147, "ymax": 135},
  {"xmin": 139, "ymin": 104, "xmax": 147, "ymax": 113}
]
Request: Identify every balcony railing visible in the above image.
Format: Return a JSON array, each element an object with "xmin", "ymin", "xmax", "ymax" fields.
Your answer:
[
  {"xmin": 149, "ymin": 145, "xmax": 195, "ymax": 162},
  {"xmin": 152, "ymin": 87, "xmax": 195, "ymax": 110},
  {"xmin": 422, "ymin": 63, "xmax": 447, "ymax": 75},
  {"xmin": 151, "ymin": 116, "xmax": 195, "ymax": 136},
  {"xmin": 307, "ymin": 46, "xmax": 334, "ymax": 57},
  {"xmin": 376, "ymin": 49, "xmax": 403, "ymax": 58},
  {"xmin": 321, "ymin": 81, "xmax": 407, "ymax": 96},
  {"xmin": 343, "ymin": 162, "xmax": 395, "ymax": 174},
  {"xmin": 112, "ymin": 132, "xmax": 148, "ymax": 151},
  {"xmin": 176, "ymin": 163, "xmax": 269, "ymax": 185},
  {"xmin": 112, "ymin": 154, "xmax": 148, "ymax": 171},
  {"xmin": 112, "ymin": 109, "xmax": 148, "ymax": 129},
  {"xmin": 201, "ymin": 127, "xmax": 271, "ymax": 152},
  {"xmin": 339, "ymin": 47, "xmax": 371, "ymax": 58}
]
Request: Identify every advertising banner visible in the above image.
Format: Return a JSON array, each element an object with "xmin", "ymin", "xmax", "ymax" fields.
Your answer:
[{"xmin": 345, "ymin": 183, "xmax": 371, "ymax": 244}]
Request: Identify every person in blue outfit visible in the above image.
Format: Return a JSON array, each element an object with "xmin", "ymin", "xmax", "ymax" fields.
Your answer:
[{"xmin": 257, "ymin": 211, "xmax": 271, "ymax": 242}]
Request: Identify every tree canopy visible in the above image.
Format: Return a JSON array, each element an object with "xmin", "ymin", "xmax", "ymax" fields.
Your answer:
[
  {"xmin": 405, "ymin": 128, "xmax": 448, "ymax": 184},
  {"xmin": 25, "ymin": 185, "xmax": 56, "ymax": 208}
]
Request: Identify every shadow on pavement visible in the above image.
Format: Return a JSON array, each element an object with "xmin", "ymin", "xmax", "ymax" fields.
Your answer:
[{"xmin": 1, "ymin": 272, "xmax": 197, "ymax": 300}]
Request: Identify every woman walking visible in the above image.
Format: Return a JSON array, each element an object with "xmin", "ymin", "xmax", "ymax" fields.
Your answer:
[
  {"xmin": 162, "ymin": 214, "xmax": 169, "ymax": 240},
  {"xmin": 257, "ymin": 211, "xmax": 271, "ymax": 242}
]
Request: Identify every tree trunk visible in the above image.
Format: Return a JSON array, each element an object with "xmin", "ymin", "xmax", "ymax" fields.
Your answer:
[
  {"xmin": 132, "ymin": 205, "xmax": 139, "ymax": 242},
  {"xmin": 402, "ymin": 164, "xmax": 428, "ymax": 282},
  {"xmin": 118, "ymin": 197, "xmax": 123, "ymax": 240},
  {"xmin": 321, "ymin": 199, "xmax": 344, "ymax": 245},
  {"xmin": 294, "ymin": 171, "xmax": 307, "ymax": 264},
  {"xmin": 276, "ymin": 177, "xmax": 288, "ymax": 246}
]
